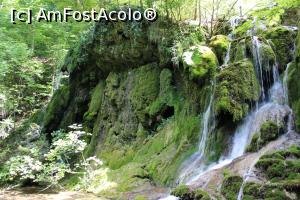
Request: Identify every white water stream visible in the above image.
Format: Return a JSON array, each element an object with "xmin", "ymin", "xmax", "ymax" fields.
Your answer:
[{"xmin": 178, "ymin": 86, "xmax": 215, "ymax": 184}]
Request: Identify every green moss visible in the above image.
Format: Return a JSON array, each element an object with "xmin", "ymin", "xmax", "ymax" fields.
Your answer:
[
  {"xmin": 206, "ymin": 125, "xmax": 233, "ymax": 163},
  {"xmin": 83, "ymin": 81, "xmax": 105, "ymax": 126},
  {"xmin": 221, "ymin": 175, "xmax": 243, "ymax": 200},
  {"xmin": 247, "ymin": 121, "xmax": 284, "ymax": 152},
  {"xmin": 229, "ymin": 38, "xmax": 247, "ymax": 63},
  {"xmin": 258, "ymin": 42, "xmax": 276, "ymax": 69},
  {"xmin": 194, "ymin": 189, "xmax": 211, "ymax": 200},
  {"xmin": 214, "ymin": 59, "xmax": 260, "ymax": 122},
  {"xmin": 261, "ymin": 26, "xmax": 296, "ymax": 71},
  {"xmin": 134, "ymin": 195, "xmax": 148, "ymax": 200},
  {"xmin": 107, "ymin": 162, "xmax": 150, "ymax": 193},
  {"xmin": 233, "ymin": 20, "xmax": 253, "ymax": 38},
  {"xmin": 147, "ymin": 68, "xmax": 174, "ymax": 118},
  {"xmin": 209, "ymin": 35, "xmax": 230, "ymax": 64},
  {"xmin": 171, "ymin": 184, "xmax": 192, "ymax": 199},
  {"xmin": 182, "ymin": 46, "xmax": 218, "ymax": 81},
  {"xmin": 246, "ymin": 132, "xmax": 260, "ymax": 152},
  {"xmin": 243, "ymin": 182, "xmax": 290, "ymax": 200},
  {"xmin": 288, "ymin": 23, "xmax": 300, "ymax": 132},
  {"xmin": 255, "ymin": 145, "xmax": 300, "ymax": 181},
  {"xmin": 129, "ymin": 64, "xmax": 160, "ymax": 123},
  {"xmin": 259, "ymin": 121, "xmax": 284, "ymax": 143},
  {"xmin": 43, "ymin": 85, "xmax": 70, "ymax": 133}
]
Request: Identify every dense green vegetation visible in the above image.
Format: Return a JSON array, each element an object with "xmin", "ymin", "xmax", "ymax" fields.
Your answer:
[{"xmin": 0, "ymin": 0, "xmax": 299, "ymax": 200}]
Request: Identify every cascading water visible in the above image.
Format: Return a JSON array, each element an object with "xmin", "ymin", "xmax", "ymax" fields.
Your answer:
[
  {"xmin": 235, "ymin": 60, "xmax": 294, "ymax": 200},
  {"xmin": 178, "ymin": 86, "xmax": 215, "ymax": 184},
  {"xmin": 252, "ymin": 36, "xmax": 266, "ymax": 100},
  {"xmin": 161, "ymin": 16, "xmax": 296, "ymax": 200},
  {"xmin": 51, "ymin": 71, "xmax": 67, "ymax": 95},
  {"xmin": 223, "ymin": 16, "xmax": 243, "ymax": 66},
  {"xmin": 160, "ymin": 89, "xmax": 215, "ymax": 200},
  {"xmin": 224, "ymin": 34, "xmax": 233, "ymax": 65},
  {"xmin": 180, "ymin": 32, "xmax": 294, "ymax": 191}
]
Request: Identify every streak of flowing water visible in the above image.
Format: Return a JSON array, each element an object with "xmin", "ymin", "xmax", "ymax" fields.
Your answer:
[
  {"xmin": 224, "ymin": 34, "xmax": 233, "ymax": 65},
  {"xmin": 178, "ymin": 88, "xmax": 215, "ymax": 184},
  {"xmin": 223, "ymin": 16, "xmax": 242, "ymax": 66},
  {"xmin": 283, "ymin": 62, "xmax": 292, "ymax": 104},
  {"xmin": 52, "ymin": 71, "xmax": 63, "ymax": 94},
  {"xmin": 252, "ymin": 36, "xmax": 266, "ymax": 100}
]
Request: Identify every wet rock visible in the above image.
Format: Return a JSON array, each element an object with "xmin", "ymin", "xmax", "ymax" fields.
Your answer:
[
  {"xmin": 209, "ymin": 35, "xmax": 230, "ymax": 65},
  {"xmin": 182, "ymin": 46, "xmax": 218, "ymax": 81}
]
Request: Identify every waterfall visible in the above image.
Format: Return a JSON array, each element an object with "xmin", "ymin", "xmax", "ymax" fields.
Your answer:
[
  {"xmin": 181, "ymin": 43, "xmax": 294, "ymax": 196},
  {"xmin": 160, "ymin": 17, "xmax": 296, "ymax": 200},
  {"xmin": 223, "ymin": 15, "xmax": 247, "ymax": 66},
  {"xmin": 160, "ymin": 88, "xmax": 215, "ymax": 200},
  {"xmin": 0, "ymin": 94, "xmax": 6, "ymax": 120},
  {"xmin": 230, "ymin": 16, "xmax": 243, "ymax": 31},
  {"xmin": 252, "ymin": 36, "xmax": 266, "ymax": 100},
  {"xmin": 51, "ymin": 71, "xmax": 63, "ymax": 95},
  {"xmin": 223, "ymin": 15, "xmax": 243, "ymax": 66},
  {"xmin": 177, "ymin": 87, "xmax": 215, "ymax": 184},
  {"xmin": 283, "ymin": 62, "xmax": 292, "ymax": 104},
  {"xmin": 235, "ymin": 63, "xmax": 294, "ymax": 200},
  {"xmin": 224, "ymin": 34, "xmax": 233, "ymax": 65}
]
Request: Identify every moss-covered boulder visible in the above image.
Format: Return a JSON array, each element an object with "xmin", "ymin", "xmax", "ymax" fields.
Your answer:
[
  {"xmin": 247, "ymin": 121, "xmax": 284, "ymax": 152},
  {"xmin": 182, "ymin": 46, "xmax": 218, "ymax": 81},
  {"xmin": 221, "ymin": 175, "xmax": 243, "ymax": 200},
  {"xmin": 209, "ymin": 35, "xmax": 230, "ymax": 65},
  {"xmin": 245, "ymin": 145, "xmax": 300, "ymax": 200},
  {"xmin": 171, "ymin": 185, "xmax": 194, "ymax": 200},
  {"xmin": 243, "ymin": 182, "xmax": 293, "ymax": 200},
  {"xmin": 255, "ymin": 145, "xmax": 300, "ymax": 180},
  {"xmin": 171, "ymin": 185, "xmax": 211, "ymax": 200},
  {"xmin": 262, "ymin": 26, "xmax": 297, "ymax": 72},
  {"xmin": 228, "ymin": 38, "xmax": 247, "ymax": 63},
  {"xmin": 214, "ymin": 59, "xmax": 260, "ymax": 122},
  {"xmin": 230, "ymin": 36, "xmax": 276, "ymax": 74},
  {"xmin": 83, "ymin": 81, "xmax": 105, "ymax": 129},
  {"xmin": 194, "ymin": 189, "xmax": 211, "ymax": 200}
]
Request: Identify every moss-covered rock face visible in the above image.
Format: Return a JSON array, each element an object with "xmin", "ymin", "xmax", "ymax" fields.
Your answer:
[
  {"xmin": 171, "ymin": 185, "xmax": 211, "ymax": 200},
  {"xmin": 247, "ymin": 121, "xmax": 284, "ymax": 152},
  {"xmin": 243, "ymin": 145, "xmax": 300, "ymax": 200},
  {"xmin": 261, "ymin": 26, "xmax": 297, "ymax": 72},
  {"xmin": 243, "ymin": 182, "xmax": 294, "ymax": 200},
  {"xmin": 229, "ymin": 36, "xmax": 276, "ymax": 74},
  {"xmin": 43, "ymin": 85, "xmax": 70, "ymax": 135},
  {"xmin": 221, "ymin": 175, "xmax": 243, "ymax": 200},
  {"xmin": 288, "ymin": 23, "xmax": 300, "ymax": 132},
  {"xmin": 209, "ymin": 35, "xmax": 230, "ymax": 65},
  {"xmin": 214, "ymin": 59, "xmax": 260, "ymax": 122},
  {"xmin": 255, "ymin": 145, "xmax": 300, "ymax": 180},
  {"xmin": 171, "ymin": 184, "xmax": 193, "ymax": 199},
  {"xmin": 182, "ymin": 46, "xmax": 218, "ymax": 81}
]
